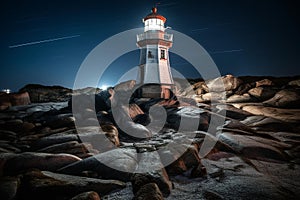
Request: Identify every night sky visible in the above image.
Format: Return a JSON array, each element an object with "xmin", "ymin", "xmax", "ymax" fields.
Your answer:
[{"xmin": 1, "ymin": 0, "xmax": 299, "ymax": 91}]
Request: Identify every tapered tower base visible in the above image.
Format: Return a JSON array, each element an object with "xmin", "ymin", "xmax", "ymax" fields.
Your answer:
[{"xmin": 136, "ymin": 84, "xmax": 176, "ymax": 99}]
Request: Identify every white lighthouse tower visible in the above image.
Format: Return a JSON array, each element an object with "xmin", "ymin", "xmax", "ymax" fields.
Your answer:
[{"xmin": 136, "ymin": 7, "xmax": 174, "ymax": 99}]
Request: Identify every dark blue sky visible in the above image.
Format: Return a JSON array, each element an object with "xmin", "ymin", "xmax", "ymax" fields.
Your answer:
[{"xmin": 1, "ymin": 0, "xmax": 299, "ymax": 91}]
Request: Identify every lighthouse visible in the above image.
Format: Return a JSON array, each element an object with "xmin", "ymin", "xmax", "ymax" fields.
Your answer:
[{"xmin": 136, "ymin": 7, "xmax": 174, "ymax": 99}]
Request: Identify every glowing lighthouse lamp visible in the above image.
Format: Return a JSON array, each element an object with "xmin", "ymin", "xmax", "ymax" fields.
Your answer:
[{"xmin": 136, "ymin": 7, "xmax": 174, "ymax": 99}]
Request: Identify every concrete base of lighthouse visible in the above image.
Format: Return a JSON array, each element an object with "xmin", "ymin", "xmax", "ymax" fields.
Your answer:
[{"xmin": 136, "ymin": 84, "xmax": 176, "ymax": 99}]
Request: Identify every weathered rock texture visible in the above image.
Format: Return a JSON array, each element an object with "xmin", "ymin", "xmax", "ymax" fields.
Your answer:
[{"xmin": 0, "ymin": 75, "xmax": 299, "ymax": 200}]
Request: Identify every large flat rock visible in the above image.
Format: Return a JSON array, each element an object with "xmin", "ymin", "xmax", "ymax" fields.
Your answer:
[
  {"xmin": 19, "ymin": 170, "xmax": 125, "ymax": 199},
  {"xmin": 217, "ymin": 132, "xmax": 289, "ymax": 161},
  {"xmin": 241, "ymin": 105, "xmax": 300, "ymax": 123},
  {"xmin": 58, "ymin": 148, "xmax": 138, "ymax": 182},
  {"xmin": 2, "ymin": 152, "xmax": 81, "ymax": 176}
]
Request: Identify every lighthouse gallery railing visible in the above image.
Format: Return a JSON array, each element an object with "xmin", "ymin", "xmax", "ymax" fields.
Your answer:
[{"xmin": 137, "ymin": 32, "xmax": 173, "ymax": 42}]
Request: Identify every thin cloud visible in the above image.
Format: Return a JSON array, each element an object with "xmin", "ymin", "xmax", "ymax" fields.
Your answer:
[
  {"xmin": 190, "ymin": 22, "xmax": 235, "ymax": 33},
  {"xmin": 191, "ymin": 27, "xmax": 209, "ymax": 32},
  {"xmin": 209, "ymin": 49, "xmax": 244, "ymax": 54},
  {"xmin": 9, "ymin": 34, "xmax": 81, "ymax": 48},
  {"xmin": 157, "ymin": 2, "xmax": 179, "ymax": 7}
]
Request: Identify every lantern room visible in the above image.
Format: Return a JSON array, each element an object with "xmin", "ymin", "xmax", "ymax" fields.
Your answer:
[{"xmin": 143, "ymin": 7, "xmax": 166, "ymax": 32}]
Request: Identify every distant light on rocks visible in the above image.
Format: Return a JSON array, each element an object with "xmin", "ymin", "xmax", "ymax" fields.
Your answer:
[
  {"xmin": 100, "ymin": 85, "xmax": 108, "ymax": 90},
  {"xmin": 2, "ymin": 89, "xmax": 11, "ymax": 94}
]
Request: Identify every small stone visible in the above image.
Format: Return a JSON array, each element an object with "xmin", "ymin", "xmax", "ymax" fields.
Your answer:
[
  {"xmin": 255, "ymin": 79, "xmax": 273, "ymax": 87},
  {"xmin": 101, "ymin": 124, "xmax": 120, "ymax": 147},
  {"xmin": 22, "ymin": 122, "xmax": 35, "ymax": 133},
  {"xmin": 133, "ymin": 183, "xmax": 164, "ymax": 200},
  {"xmin": 203, "ymin": 189, "xmax": 224, "ymax": 200},
  {"xmin": 165, "ymin": 158, "xmax": 187, "ymax": 176},
  {"xmin": 208, "ymin": 167, "xmax": 224, "ymax": 178},
  {"xmin": 0, "ymin": 176, "xmax": 21, "ymax": 200},
  {"xmin": 235, "ymin": 83, "xmax": 255, "ymax": 95},
  {"xmin": 190, "ymin": 163, "xmax": 207, "ymax": 178},
  {"xmin": 180, "ymin": 145, "xmax": 201, "ymax": 169},
  {"xmin": 248, "ymin": 87, "xmax": 277, "ymax": 100},
  {"xmin": 70, "ymin": 191, "xmax": 101, "ymax": 200}
]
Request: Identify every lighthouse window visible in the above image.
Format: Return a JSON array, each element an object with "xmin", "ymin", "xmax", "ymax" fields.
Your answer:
[
  {"xmin": 148, "ymin": 51, "xmax": 154, "ymax": 58},
  {"xmin": 145, "ymin": 19, "xmax": 163, "ymax": 31},
  {"xmin": 160, "ymin": 49, "xmax": 166, "ymax": 59}
]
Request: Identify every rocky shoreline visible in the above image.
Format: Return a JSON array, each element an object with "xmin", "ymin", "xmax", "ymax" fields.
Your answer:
[{"xmin": 0, "ymin": 75, "xmax": 300, "ymax": 200}]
